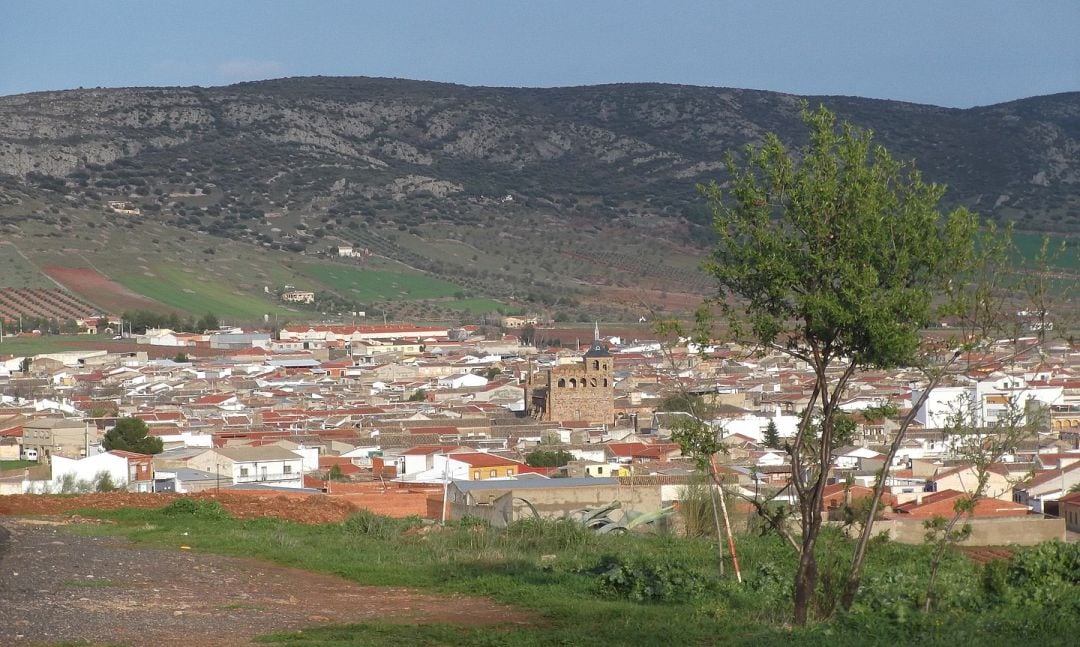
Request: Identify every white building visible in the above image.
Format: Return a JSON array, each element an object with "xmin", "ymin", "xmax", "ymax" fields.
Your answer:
[{"xmin": 913, "ymin": 377, "xmax": 1062, "ymax": 429}]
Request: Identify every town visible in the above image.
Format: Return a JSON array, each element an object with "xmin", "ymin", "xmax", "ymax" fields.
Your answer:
[{"xmin": 3, "ymin": 317, "xmax": 1078, "ymax": 544}]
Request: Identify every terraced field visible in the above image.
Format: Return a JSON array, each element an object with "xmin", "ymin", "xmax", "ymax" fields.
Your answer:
[{"xmin": 0, "ymin": 287, "xmax": 102, "ymax": 323}]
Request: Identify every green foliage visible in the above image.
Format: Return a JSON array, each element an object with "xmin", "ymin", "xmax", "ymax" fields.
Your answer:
[
  {"xmin": 342, "ymin": 510, "xmax": 423, "ymax": 541},
  {"xmin": 407, "ymin": 388, "xmax": 428, "ymax": 402},
  {"xmin": 159, "ymin": 498, "xmax": 231, "ymax": 520},
  {"xmin": 592, "ymin": 553, "xmax": 711, "ymax": 603},
  {"xmin": 700, "ymin": 104, "xmax": 980, "ymax": 370},
  {"xmin": 524, "ymin": 448, "xmax": 573, "ymax": 468},
  {"xmin": 195, "ymin": 311, "xmax": 219, "ymax": 332},
  {"xmin": 762, "ymin": 420, "xmax": 781, "ymax": 449},
  {"xmin": 102, "ymin": 417, "xmax": 163, "ymax": 454},
  {"xmin": 93, "ymin": 470, "xmax": 119, "ymax": 493},
  {"xmin": 325, "ymin": 464, "xmax": 346, "ymax": 481}
]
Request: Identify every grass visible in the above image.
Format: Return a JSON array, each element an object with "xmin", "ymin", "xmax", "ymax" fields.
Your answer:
[
  {"xmin": 0, "ymin": 243, "xmax": 56, "ymax": 289},
  {"xmin": 0, "ymin": 334, "xmax": 118, "ymax": 356},
  {"xmin": 64, "ymin": 500, "xmax": 1080, "ymax": 647},
  {"xmin": 115, "ymin": 264, "xmax": 295, "ymax": 319},
  {"xmin": 440, "ymin": 298, "xmax": 507, "ymax": 314},
  {"xmin": 299, "ymin": 263, "xmax": 463, "ymax": 302},
  {"xmin": 1012, "ymin": 231, "xmax": 1080, "ymax": 272},
  {"xmin": 0, "ymin": 460, "xmax": 36, "ymax": 471}
]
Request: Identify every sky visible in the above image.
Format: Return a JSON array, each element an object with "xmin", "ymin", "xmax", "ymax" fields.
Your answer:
[{"xmin": 2, "ymin": 1, "xmax": 1077, "ymax": 108}]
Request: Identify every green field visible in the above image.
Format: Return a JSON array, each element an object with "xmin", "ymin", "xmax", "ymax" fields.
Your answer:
[
  {"xmin": 0, "ymin": 243, "xmax": 56, "ymax": 289},
  {"xmin": 115, "ymin": 265, "xmax": 296, "ymax": 320},
  {"xmin": 0, "ymin": 334, "xmax": 116, "ymax": 356},
  {"xmin": 441, "ymin": 298, "xmax": 507, "ymax": 314},
  {"xmin": 300, "ymin": 263, "xmax": 463, "ymax": 301},
  {"xmin": 1012, "ymin": 231, "xmax": 1080, "ymax": 272}
]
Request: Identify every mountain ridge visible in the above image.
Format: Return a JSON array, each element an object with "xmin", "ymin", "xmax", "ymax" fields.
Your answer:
[{"xmin": 0, "ymin": 76, "xmax": 1076, "ymax": 320}]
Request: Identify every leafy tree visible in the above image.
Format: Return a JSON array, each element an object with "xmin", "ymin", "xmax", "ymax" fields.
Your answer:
[
  {"xmin": 525, "ymin": 448, "xmax": 574, "ymax": 467},
  {"xmin": 173, "ymin": 352, "xmax": 189, "ymax": 363},
  {"xmin": 196, "ymin": 311, "xmax": 219, "ymax": 332},
  {"xmin": 408, "ymin": 388, "xmax": 428, "ymax": 402},
  {"xmin": 696, "ymin": 104, "xmax": 988, "ymax": 624},
  {"xmin": 519, "ymin": 323, "xmax": 536, "ymax": 346},
  {"xmin": 103, "ymin": 417, "xmax": 163, "ymax": 454},
  {"xmin": 485, "ymin": 366, "xmax": 502, "ymax": 380},
  {"xmin": 762, "ymin": 420, "xmax": 781, "ymax": 449}
]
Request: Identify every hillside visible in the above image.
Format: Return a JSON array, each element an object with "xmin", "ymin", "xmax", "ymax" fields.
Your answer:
[{"xmin": 0, "ymin": 77, "xmax": 1077, "ymax": 321}]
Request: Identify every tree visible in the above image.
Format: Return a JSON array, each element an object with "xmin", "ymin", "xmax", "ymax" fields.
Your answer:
[
  {"xmin": 922, "ymin": 389, "xmax": 1043, "ymax": 612},
  {"xmin": 408, "ymin": 388, "xmax": 428, "ymax": 402},
  {"xmin": 525, "ymin": 448, "xmax": 574, "ymax": 467},
  {"xmin": 697, "ymin": 105, "xmax": 986, "ymax": 624},
  {"xmin": 520, "ymin": 323, "xmax": 537, "ymax": 346},
  {"xmin": 762, "ymin": 420, "xmax": 781, "ymax": 449},
  {"xmin": 103, "ymin": 417, "xmax": 163, "ymax": 454},
  {"xmin": 173, "ymin": 352, "xmax": 189, "ymax": 363},
  {"xmin": 196, "ymin": 311, "xmax": 219, "ymax": 332}
]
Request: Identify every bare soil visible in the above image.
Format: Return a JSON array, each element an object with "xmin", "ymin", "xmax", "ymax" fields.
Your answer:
[{"xmin": 0, "ymin": 515, "xmax": 530, "ymax": 647}]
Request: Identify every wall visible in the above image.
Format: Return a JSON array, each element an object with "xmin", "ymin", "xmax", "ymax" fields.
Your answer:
[{"xmin": 873, "ymin": 516, "xmax": 1065, "ymax": 545}]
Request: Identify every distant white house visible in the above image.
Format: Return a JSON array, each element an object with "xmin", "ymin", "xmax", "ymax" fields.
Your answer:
[
  {"xmin": 282, "ymin": 290, "xmax": 316, "ymax": 304},
  {"xmin": 437, "ymin": 373, "xmax": 489, "ymax": 389}
]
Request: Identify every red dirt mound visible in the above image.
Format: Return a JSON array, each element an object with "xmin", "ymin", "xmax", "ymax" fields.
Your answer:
[{"xmin": 0, "ymin": 491, "xmax": 360, "ymax": 524}]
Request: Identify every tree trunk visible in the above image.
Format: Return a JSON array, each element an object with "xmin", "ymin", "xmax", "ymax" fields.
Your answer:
[{"xmin": 793, "ymin": 530, "xmax": 820, "ymax": 624}]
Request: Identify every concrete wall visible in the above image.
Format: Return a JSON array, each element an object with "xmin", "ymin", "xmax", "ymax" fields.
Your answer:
[
  {"xmin": 874, "ymin": 515, "xmax": 1065, "ymax": 546},
  {"xmin": 448, "ymin": 482, "xmax": 662, "ymax": 526}
]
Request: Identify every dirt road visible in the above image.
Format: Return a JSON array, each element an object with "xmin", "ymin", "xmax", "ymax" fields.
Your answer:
[{"xmin": 0, "ymin": 517, "xmax": 528, "ymax": 646}]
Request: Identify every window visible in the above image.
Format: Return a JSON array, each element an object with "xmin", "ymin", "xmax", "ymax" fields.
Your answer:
[
  {"xmin": 558, "ymin": 378, "xmax": 566, "ymax": 388},
  {"xmin": 506, "ymin": 469, "xmax": 514, "ymax": 477},
  {"xmin": 474, "ymin": 470, "xmax": 481, "ymax": 480},
  {"xmin": 596, "ymin": 466, "xmax": 604, "ymax": 474},
  {"xmin": 284, "ymin": 465, "xmax": 293, "ymax": 474},
  {"xmin": 590, "ymin": 378, "xmax": 597, "ymax": 387},
  {"xmin": 593, "ymin": 360, "xmax": 599, "ymax": 370},
  {"xmin": 489, "ymin": 470, "xmax": 497, "ymax": 478},
  {"xmin": 240, "ymin": 467, "xmax": 249, "ymax": 477}
]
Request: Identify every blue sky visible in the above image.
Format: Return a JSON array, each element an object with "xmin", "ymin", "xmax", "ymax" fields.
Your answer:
[{"xmin": 2, "ymin": 1, "xmax": 1077, "ymax": 107}]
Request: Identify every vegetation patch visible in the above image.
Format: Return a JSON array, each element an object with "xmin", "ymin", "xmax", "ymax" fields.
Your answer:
[
  {"xmin": 74, "ymin": 504, "xmax": 1080, "ymax": 646},
  {"xmin": 115, "ymin": 264, "xmax": 293, "ymax": 319},
  {"xmin": 298, "ymin": 263, "xmax": 463, "ymax": 302}
]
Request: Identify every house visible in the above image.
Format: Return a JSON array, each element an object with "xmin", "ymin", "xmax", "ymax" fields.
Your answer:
[
  {"xmin": 282, "ymin": 290, "xmax": 316, "ymax": 304},
  {"xmin": 930, "ymin": 463, "xmax": 1015, "ymax": 501},
  {"xmin": 21, "ymin": 418, "xmax": 98, "ymax": 460},
  {"xmin": 1058, "ymin": 491, "xmax": 1080, "ymax": 533},
  {"xmin": 1012, "ymin": 461, "xmax": 1080, "ymax": 513},
  {"xmin": 394, "ymin": 445, "xmax": 469, "ymax": 477},
  {"xmin": 437, "ymin": 373, "xmax": 489, "ymax": 389},
  {"xmin": 445, "ymin": 452, "xmax": 524, "ymax": 481},
  {"xmin": 399, "ymin": 451, "xmax": 525, "ymax": 483},
  {"xmin": 187, "ymin": 446, "xmax": 304, "ymax": 489},
  {"xmin": 821, "ymin": 483, "xmax": 897, "ymax": 516},
  {"xmin": 894, "ymin": 489, "xmax": 1032, "ymax": 518},
  {"xmin": 42, "ymin": 450, "xmax": 154, "ymax": 493}
]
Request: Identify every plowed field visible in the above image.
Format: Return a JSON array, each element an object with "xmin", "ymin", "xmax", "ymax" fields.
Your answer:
[{"xmin": 44, "ymin": 265, "xmax": 169, "ymax": 314}]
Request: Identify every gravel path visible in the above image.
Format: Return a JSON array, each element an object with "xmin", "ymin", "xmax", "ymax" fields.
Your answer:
[{"xmin": 0, "ymin": 517, "xmax": 529, "ymax": 646}]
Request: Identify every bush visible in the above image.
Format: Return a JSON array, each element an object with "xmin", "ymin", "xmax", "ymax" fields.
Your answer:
[
  {"xmin": 591, "ymin": 553, "xmax": 712, "ymax": 603},
  {"xmin": 342, "ymin": 510, "xmax": 423, "ymax": 540},
  {"xmin": 159, "ymin": 498, "xmax": 231, "ymax": 520}
]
